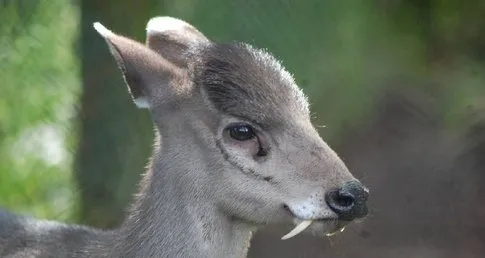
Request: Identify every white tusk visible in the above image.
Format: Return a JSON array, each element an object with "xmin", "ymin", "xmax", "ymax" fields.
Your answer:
[
  {"xmin": 281, "ymin": 220, "xmax": 313, "ymax": 240},
  {"xmin": 325, "ymin": 226, "xmax": 346, "ymax": 237}
]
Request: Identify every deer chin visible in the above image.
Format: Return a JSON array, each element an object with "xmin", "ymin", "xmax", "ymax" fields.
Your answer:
[{"xmin": 281, "ymin": 218, "xmax": 349, "ymax": 240}]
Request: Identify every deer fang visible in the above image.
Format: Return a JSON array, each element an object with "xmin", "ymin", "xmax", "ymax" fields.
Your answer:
[
  {"xmin": 325, "ymin": 226, "xmax": 346, "ymax": 237},
  {"xmin": 281, "ymin": 220, "xmax": 313, "ymax": 240}
]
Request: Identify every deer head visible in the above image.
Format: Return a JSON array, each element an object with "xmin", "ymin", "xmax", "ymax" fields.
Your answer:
[{"xmin": 93, "ymin": 17, "xmax": 369, "ymax": 243}]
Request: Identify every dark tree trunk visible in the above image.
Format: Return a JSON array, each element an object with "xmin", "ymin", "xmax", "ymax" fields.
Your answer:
[{"xmin": 75, "ymin": 0, "xmax": 162, "ymax": 228}]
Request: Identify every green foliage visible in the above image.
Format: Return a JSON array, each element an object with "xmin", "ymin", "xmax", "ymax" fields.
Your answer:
[
  {"xmin": 166, "ymin": 0, "xmax": 431, "ymax": 141},
  {"xmin": 180, "ymin": 0, "xmax": 485, "ymax": 140},
  {"xmin": 0, "ymin": 0, "xmax": 80, "ymax": 221}
]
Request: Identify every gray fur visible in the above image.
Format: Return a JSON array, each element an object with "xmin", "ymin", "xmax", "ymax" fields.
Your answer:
[
  {"xmin": 0, "ymin": 17, "xmax": 368, "ymax": 258},
  {"xmin": 193, "ymin": 42, "xmax": 309, "ymax": 128},
  {"xmin": 0, "ymin": 209, "xmax": 109, "ymax": 257}
]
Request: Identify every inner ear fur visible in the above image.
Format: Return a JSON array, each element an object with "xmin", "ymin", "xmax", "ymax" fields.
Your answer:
[
  {"xmin": 93, "ymin": 22, "xmax": 185, "ymax": 109},
  {"xmin": 145, "ymin": 16, "xmax": 210, "ymax": 68}
]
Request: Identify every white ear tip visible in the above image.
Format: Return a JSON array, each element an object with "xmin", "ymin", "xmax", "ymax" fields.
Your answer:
[
  {"xmin": 93, "ymin": 22, "xmax": 113, "ymax": 37},
  {"xmin": 146, "ymin": 16, "xmax": 189, "ymax": 34},
  {"xmin": 134, "ymin": 97, "xmax": 150, "ymax": 109}
]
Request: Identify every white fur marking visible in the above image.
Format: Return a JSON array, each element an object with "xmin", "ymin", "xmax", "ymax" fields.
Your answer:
[
  {"xmin": 93, "ymin": 22, "xmax": 114, "ymax": 38},
  {"xmin": 288, "ymin": 196, "xmax": 332, "ymax": 220},
  {"xmin": 134, "ymin": 97, "xmax": 150, "ymax": 109},
  {"xmin": 146, "ymin": 16, "xmax": 189, "ymax": 34}
]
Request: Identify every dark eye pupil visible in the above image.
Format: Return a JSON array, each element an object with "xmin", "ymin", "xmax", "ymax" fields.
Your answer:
[{"xmin": 229, "ymin": 125, "xmax": 255, "ymax": 141}]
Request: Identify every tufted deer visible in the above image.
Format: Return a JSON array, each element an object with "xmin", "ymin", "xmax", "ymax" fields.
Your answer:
[{"xmin": 0, "ymin": 17, "xmax": 369, "ymax": 258}]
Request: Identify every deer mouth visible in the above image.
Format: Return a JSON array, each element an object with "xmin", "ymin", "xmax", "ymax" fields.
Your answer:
[
  {"xmin": 281, "ymin": 218, "xmax": 349, "ymax": 240},
  {"xmin": 281, "ymin": 205, "xmax": 349, "ymax": 240}
]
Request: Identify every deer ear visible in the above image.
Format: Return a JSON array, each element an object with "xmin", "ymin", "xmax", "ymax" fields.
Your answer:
[
  {"xmin": 93, "ymin": 22, "xmax": 183, "ymax": 109},
  {"xmin": 145, "ymin": 17, "xmax": 210, "ymax": 68}
]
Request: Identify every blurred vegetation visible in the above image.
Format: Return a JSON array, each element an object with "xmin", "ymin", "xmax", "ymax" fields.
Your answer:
[
  {"xmin": 0, "ymin": 0, "xmax": 80, "ymax": 221},
  {"xmin": 1, "ymin": 0, "xmax": 485, "ymax": 256}
]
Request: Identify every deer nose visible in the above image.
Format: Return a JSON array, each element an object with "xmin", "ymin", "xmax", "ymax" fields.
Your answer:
[{"xmin": 325, "ymin": 180, "xmax": 369, "ymax": 220}]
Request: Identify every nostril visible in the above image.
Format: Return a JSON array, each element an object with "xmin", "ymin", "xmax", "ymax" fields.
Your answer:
[
  {"xmin": 334, "ymin": 191, "xmax": 355, "ymax": 208},
  {"xmin": 325, "ymin": 190, "xmax": 355, "ymax": 215},
  {"xmin": 326, "ymin": 181, "xmax": 370, "ymax": 220}
]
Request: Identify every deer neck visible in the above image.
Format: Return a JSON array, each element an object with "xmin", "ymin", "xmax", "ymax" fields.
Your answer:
[{"xmin": 109, "ymin": 132, "xmax": 255, "ymax": 258}]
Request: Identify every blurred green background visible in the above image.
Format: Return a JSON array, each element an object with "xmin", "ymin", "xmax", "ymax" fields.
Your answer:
[{"xmin": 1, "ymin": 0, "xmax": 484, "ymax": 257}]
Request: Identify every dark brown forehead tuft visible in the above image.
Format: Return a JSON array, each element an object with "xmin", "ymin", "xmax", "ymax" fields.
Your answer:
[{"xmin": 192, "ymin": 42, "xmax": 309, "ymax": 127}]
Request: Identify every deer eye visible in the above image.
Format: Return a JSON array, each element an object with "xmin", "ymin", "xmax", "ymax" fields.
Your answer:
[{"xmin": 227, "ymin": 124, "xmax": 256, "ymax": 141}]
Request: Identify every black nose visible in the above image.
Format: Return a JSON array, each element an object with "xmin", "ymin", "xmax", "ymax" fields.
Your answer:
[{"xmin": 325, "ymin": 180, "xmax": 369, "ymax": 220}]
